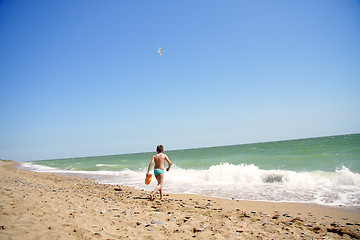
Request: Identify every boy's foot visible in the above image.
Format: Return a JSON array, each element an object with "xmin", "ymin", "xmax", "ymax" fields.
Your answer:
[{"xmin": 150, "ymin": 195, "xmax": 153, "ymax": 201}]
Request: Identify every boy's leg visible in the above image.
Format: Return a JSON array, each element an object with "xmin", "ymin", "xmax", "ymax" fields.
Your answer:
[{"xmin": 150, "ymin": 173, "xmax": 164, "ymax": 200}]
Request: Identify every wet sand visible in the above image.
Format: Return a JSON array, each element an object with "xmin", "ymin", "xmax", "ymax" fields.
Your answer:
[{"xmin": 1, "ymin": 160, "xmax": 359, "ymax": 239}]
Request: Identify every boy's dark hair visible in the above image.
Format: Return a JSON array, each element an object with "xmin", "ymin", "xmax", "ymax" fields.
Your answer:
[{"xmin": 156, "ymin": 145, "xmax": 164, "ymax": 153}]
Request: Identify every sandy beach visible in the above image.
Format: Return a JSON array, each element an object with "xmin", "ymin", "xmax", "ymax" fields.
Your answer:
[{"xmin": 0, "ymin": 160, "xmax": 359, "ymax": 239}]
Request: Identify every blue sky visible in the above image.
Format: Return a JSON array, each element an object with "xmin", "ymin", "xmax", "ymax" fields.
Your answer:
[{"xmin": 1, "ymin": 0, "xmax": 359, "ymax": 161}]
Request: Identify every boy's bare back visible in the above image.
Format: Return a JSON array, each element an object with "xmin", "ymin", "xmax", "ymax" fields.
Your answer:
[{"xmin": 153, "ymin": 153, "xmax": 170, "ymax": 170}]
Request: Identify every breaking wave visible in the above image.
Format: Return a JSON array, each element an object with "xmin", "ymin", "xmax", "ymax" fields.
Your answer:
[{"xmin": 19, "ymin": 162, "xmax": 360, "ymax": 206}]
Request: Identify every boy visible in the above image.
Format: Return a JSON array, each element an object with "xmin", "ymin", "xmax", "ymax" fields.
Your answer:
[{"xmin": 146, "ymin": 145, "xmax": 171, "ymax": 200}]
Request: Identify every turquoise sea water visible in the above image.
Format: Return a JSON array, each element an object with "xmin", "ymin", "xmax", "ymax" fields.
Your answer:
[{"xmin": 21, "ymin": 134, "xmax": 360, "ymax": 206}]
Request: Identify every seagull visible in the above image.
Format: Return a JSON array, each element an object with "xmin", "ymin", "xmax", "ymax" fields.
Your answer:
[{"xmin": 158, "ymin": 47, "xmax": 162, "ymax": 56}]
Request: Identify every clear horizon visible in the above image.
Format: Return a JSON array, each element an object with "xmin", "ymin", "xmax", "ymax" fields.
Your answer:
[
  {"xmin": 23, "ymin": 132, "xmax": 359, "ymax": 162},
  {"xmin": 1, "ymin": 1, "xmax": 360, "ymax": 161}
]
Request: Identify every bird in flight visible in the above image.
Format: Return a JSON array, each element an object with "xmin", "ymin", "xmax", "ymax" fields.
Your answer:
[{"xmin": 158, "ymin": 47, "xmax": 162, "ymax": 56}]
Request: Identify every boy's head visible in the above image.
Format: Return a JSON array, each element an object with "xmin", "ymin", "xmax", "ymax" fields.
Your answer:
[{"xmin": 156, "ymin": 145, "xmax": 164, "ymax": 153}]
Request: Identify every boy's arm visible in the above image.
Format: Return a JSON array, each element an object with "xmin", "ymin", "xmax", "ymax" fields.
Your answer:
[
  {"xmin": 165, "ymin": 155, "xmax": 172, "ymax": 171},
  {"xmin": 147, "ymin": 156, "xmax": 155, "ymax": 175}
]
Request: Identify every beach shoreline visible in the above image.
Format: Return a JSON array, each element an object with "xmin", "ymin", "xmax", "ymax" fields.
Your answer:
[{"xmin": 1, "ymin": 160, "xmax": 359, "ymax": 239}]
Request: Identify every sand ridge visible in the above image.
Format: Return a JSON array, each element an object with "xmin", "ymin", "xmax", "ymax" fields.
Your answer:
[{"xmin": 0, "ymin": 160, "xmax": 359, "ymax": 239}]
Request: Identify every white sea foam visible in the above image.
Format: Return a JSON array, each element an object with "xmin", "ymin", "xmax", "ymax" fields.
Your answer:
[
  {"xmin": 19, "ymin": 162, "xmax": 360, "ymax": 206},
  {"xmin": 96, "ymin": 164, "xmax": 118, "ymax": 167}
]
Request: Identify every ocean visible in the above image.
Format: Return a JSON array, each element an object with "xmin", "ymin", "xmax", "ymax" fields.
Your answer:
[{"xmin": 20, "ymin": 134, "xmax": 360, "ymax": 207}]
